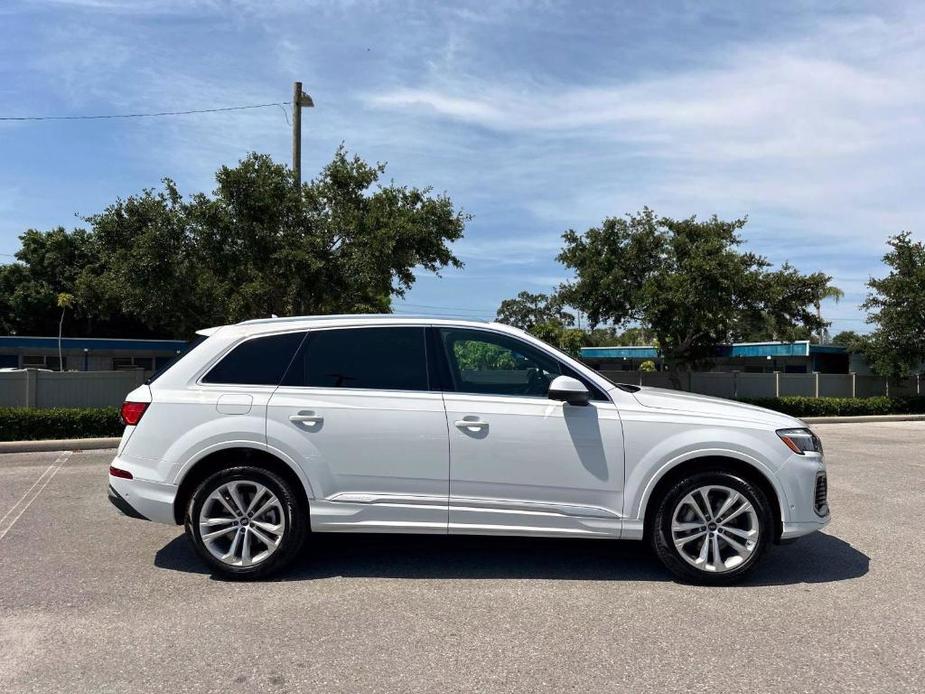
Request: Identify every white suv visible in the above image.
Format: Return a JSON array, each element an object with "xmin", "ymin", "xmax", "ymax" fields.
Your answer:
[{"xmin": 108, "ymin": 315, "xmax": 829, "ymax": 584}]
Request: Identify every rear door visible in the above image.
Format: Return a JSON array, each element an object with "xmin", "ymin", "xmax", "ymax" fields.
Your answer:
[{"xmin": 266, "ymin": 326, "xmax": 449, "ymax": 533}]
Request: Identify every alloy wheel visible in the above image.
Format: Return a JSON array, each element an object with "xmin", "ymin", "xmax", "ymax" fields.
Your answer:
[
  {"xmin": 670, "ymin": 484, "xmax": 760, "ymax": 573},
  {"xmin": 197, "ymin": 480, "xmax": 287, "ymax": 567}
]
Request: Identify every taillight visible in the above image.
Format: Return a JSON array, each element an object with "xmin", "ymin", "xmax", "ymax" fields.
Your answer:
[
  {"xmin": 109, "ymin": 466, "xmax": 133, "ymax": 479},
  {"xmin": 120, "ymin": 401, "xmax": 149, "ymax": 426}
]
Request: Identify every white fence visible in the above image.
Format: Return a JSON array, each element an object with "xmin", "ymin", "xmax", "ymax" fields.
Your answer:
[
  {"xmin": 0, "ymin": 367, "xmax": 920, "ymax": 409},
  {"xmin": 0, "ymin": 369, "xmax": 146, "ymax": 408},
  {"xmin": 599, "ymin": 370, "xmax": 921, "ymax": 399}
]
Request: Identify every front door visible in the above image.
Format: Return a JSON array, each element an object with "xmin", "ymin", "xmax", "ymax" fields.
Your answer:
[
  {"xmin": 437, "ymin": 327, "xmax": 625, "ymax": 537},
  {"xmin": 266, "ymin": 326, "xmax": 449, "ymax": 533}
]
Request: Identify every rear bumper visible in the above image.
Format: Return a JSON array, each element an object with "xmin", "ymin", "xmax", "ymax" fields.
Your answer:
[
  {"xmin": 108, "ymin": 457, "xmax": 178, "ymax": 525},
  {"xmin": 108, "ymin": 484, "xmax": 148, "ymax": 520}
]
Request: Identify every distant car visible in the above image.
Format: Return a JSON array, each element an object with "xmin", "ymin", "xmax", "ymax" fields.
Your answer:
[
  {"xmin": 0, "ymin": 367, "xmax": 53, "ymax": 372},
  {"xmin": 108, "ymin": 315, "xmax": 829, "ymax": 584}
]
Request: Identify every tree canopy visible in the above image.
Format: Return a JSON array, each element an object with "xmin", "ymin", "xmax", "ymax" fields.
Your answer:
[
  {"xmin": 556, "ymin": 208, "xmax": 838, "ymax": 381},
  {"xmin": 0, "ymin": 148, "xmax": 467, "ymax": 338},
  {"xmin": 495, "ymin": 291, "xmax": 574, "ymax": 331},
  {"xmin": 861, "ymin": 232, "xmax": 925, "ymax": 377}
]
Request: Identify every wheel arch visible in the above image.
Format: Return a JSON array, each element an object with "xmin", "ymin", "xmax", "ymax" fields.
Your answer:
[
  {"xmin": 640, "ymin": 455, "xmax": 785, "ymax": 543},
  {"xmin": 172, "ymin": 446, "xmax": 311, "ymax": 525}
]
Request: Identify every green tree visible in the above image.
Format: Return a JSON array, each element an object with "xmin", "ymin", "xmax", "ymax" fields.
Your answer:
[
  {"xmin": 0, "ymin": 148, "xmax": 467, "ymax": 338},
  {"xmin": 862, "ymin": 232, "xmax": 925, "ymax": 377},
  {"xmin": 638, "ymin": 359, "xmax": 657, "ymax": 373},
  {"xmin": 530, "ymin": 321, "xmax": 585, "ymax": 358},
  {"xmin": 558, "ymin": 208, "xmax": 837, "ymax": 386},
  {"xmin": 830, "ymin": 330, "xmax": 866, "ymax": 351},
  {"xmin": 495, "ymin": 291, "xmax": 573, "ymax": 331},
  {"xmin": 56, "ymin": 292, "xmax": 74, "ymax": 371},
  {"xmin": 0, "ymin": 227, "xmax": 95, "ymax": 336}
]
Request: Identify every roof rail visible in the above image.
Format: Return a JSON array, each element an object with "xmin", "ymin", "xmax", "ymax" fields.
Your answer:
[{"xmin": 238, "ymin": 313, "xmax": 489, "ymax": 326}]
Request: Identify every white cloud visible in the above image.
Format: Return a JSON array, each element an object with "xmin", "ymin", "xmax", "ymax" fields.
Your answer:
[{"xmin": 367, "ymin": 8, "xmax": 925, "ymax": 269}]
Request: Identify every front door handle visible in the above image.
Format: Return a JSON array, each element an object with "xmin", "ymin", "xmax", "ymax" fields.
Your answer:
[
  {"xmin": 289, "ymin": 412, "xmax": 323, "ymax": 425},
  {"xmin": 454, "ymin": 418, "xmax": 488, "ymax": 430}
]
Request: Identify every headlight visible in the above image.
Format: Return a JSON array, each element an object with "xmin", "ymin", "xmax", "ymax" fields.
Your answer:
[{"xmin": 777, "ymin": 428, "xmax": 823, "ymax": 455}]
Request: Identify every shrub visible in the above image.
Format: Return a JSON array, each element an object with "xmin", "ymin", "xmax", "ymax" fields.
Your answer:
[
  {"xmin": 741, "ymin": 396, "xmax": 925, "ymax": 417},
  {"xmin": 0, "ymin": 407, "xmax": 122, "ymax": 441}
]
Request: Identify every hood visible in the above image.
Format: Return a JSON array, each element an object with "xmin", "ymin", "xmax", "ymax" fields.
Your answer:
[{"xmin": 629, "ymin": 386, "xmax": 802, "ymax": 428}]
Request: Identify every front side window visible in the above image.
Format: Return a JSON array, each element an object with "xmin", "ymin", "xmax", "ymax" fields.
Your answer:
[
  {"xmin": 439, "ymin": 328, "xmax": 565, "ymax": 397},
  {"xmin": 202, "ymin": 332, "xmax": 306, "ymax": 386},
  {"xmin": 283, "ymin": 327, "xmax": 429, "ymax": 391}
]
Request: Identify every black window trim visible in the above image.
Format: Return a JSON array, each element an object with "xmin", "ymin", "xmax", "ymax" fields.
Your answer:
[
  {"xmin": 277, "ymin": 324, "xmax": 435, "ymax": 395},
  {"xmin": 429, "ymin": 326, "xmax": 610, "ymax": 402}
]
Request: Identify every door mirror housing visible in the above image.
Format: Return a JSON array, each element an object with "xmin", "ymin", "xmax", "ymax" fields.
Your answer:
[{"xmin": 548, "ymin": 375, "xmax": 590, "ymax": 406}]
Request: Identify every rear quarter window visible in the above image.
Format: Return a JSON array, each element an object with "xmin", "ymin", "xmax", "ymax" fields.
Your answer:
[{"xmin": 202, "ymin": 332, "xmax": 306, "ymax": 386}]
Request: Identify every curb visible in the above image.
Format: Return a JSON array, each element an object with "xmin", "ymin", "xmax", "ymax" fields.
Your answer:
[
  {"xmin": 803, "ymin": 414, "xmax": 925, "ymax": 424},
  {"xmin": 0, "ymin": 437, "xmax": 120, "ymax": 454}
]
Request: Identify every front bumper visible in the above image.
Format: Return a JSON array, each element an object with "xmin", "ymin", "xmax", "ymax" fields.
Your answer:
[{"xmin": 777, "ymin": 451, "xmax": 830, "ymax": 540}]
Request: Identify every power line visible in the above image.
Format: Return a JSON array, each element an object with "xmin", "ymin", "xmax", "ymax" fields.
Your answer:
[{"xmin": 0, "ymin": 101, "xmax": 291, "ymax": 122}]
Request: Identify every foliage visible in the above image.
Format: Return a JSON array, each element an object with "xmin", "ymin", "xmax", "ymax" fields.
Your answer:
[
  {"xmin": 862, "ymin": 232, "xmax": 925, "ymax": 377},
  {"xmin": 452, "ymin": 340, "xmax": 517, "ymax": 371},
  {"xmin": 529, "ymin": 322, "xmax": 585, "ymax": 358},
  {"xmin": 495, "ymin": 291, "xmax": 573, "ymax": 331},
  {"xmin": 830, "ymin": 330, "xmax": 866, "ymax": 350},
  {"xmin": 0, "ymin": 407, "xmax": 122, "ymax": 441},
  {"xmin": 557, "ymin": 208, "xmax": 839, "ymax": 384},
  {"xmin": 0, "ymin": 148, "xmax": 467, "ymax": 339},
  {"xmin": 743, "ymin": 396, "xmax": 925, "ymax": 418},
  {"xmin": 638, "ymin": 360, "xmax": 657, "ymax": 373}
]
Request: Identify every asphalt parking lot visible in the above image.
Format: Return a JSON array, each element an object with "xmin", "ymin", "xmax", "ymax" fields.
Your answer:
[{"xmin": 1, "ymin": 422, "xmax": 923, "ymax": 693}]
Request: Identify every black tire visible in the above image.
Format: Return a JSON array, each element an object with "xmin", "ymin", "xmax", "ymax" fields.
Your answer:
[
  {"xmin": 185, "ymin": 466, "xmax": 307, "ymax": 580},
  {"xmin": 650, "ymin": 469, "xmax": 772, "ymax": 585}
]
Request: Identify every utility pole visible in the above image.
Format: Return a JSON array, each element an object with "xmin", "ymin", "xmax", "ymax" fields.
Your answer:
[{"xmin": 291, "ymin": 81, "xmax": 315, "ymax": 187}]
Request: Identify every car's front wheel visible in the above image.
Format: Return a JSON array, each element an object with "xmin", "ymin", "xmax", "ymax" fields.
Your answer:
[
  {"xmin": 651, "ymin": 470, "xmax": 772, "ymax": 585},
  {"xmin": 185, "ymin": 466, "xmax": 307, "ymax": 580}
]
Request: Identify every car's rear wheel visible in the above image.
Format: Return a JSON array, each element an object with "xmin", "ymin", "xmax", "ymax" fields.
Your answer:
[
  {"xmin": 651, "ymin": 470, "xmax": 772, "ymax": 585},
  {"xmin": 185, "ymin": 466, "xmax": 307, "ymax": 580}
]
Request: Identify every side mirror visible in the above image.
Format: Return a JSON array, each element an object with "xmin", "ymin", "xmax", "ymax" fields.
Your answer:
[{"xmin": 548, "ymin": 375, "xmax": 590, "ymax": 406}]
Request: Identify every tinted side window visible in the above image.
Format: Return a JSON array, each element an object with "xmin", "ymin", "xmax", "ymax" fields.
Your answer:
[
  {"xmin": 284, "ymin": 327, "xmax": 429, "ymax": 391},
  {"xmin": 439, "ymin": 328, "xmax": 563, "ymax": 397},
  {"xmin": 202, "ymin": 332, "xmax": 306, "ymax": 385},
  {"xmin": 438, "ymin": 328, "xmax": 607, "ymax": 400}
]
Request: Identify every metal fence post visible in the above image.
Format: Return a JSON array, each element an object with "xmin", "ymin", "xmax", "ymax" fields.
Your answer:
[
  {"xmin": 25, "ymin": 368, "xmax": 37, "ymax": 408},
  {"xmin": 814, "ymin": 372, "xmax": 819, "ymax": 398},
  {"xmin": 774, "ymin": 371, "xmax": 780, "ymax": 398},
  {"xmin": 850, "ymin": 372, "xmax": 856, "ymax": 398}
]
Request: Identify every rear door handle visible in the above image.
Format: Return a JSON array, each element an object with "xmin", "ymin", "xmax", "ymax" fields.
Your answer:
[{"xmin": 289, "ymin": 413, "xmax": 323, "ymax": 424}]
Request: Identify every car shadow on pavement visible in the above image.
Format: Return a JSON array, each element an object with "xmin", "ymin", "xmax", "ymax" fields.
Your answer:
[{"xmin": 154, "ymin": 530, "xmax": 868, "ymax": 586}]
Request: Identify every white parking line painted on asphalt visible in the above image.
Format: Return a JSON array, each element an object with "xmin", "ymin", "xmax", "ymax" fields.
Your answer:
[{"xmin": 0, "ymin": 451, "xmax": 72, "ymax": 542}]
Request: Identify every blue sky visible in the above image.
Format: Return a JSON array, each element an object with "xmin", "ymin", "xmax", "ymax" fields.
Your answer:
[{"xmin": 2, "ymin": 1, "xmax": 923, "ymax": 333}]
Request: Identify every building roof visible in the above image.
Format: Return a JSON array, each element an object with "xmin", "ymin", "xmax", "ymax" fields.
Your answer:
[
  {"xmin": 0, "ymin": 336, "xmax": 188, "ymax": 352},
  {"xmin": 580, "ymin": 340, "xmax": 847, "ymax": 360}
]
